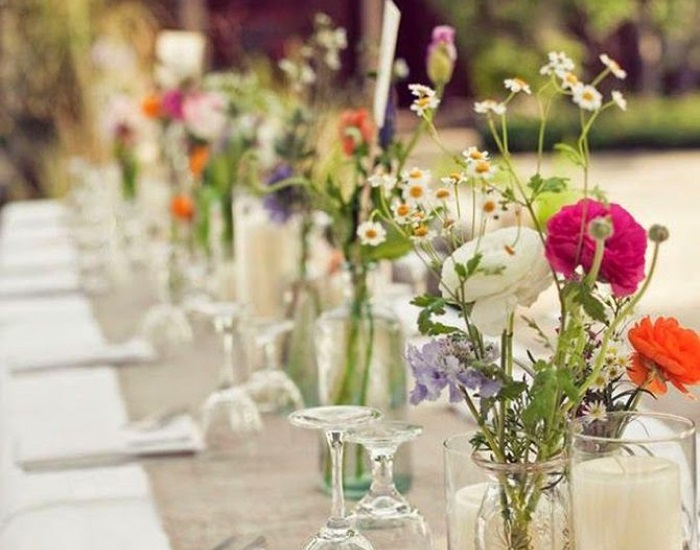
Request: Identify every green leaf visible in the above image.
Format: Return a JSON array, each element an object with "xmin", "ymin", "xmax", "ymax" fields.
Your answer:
[
  {"xmin": 465, "ymin": 253, "xmax": 483, "ymax": 276},
  {"xmin": 364, "ymin": 224, "xmax": 413, "ymax": 261},
  {"xmin": 554, "ymin": 142, "xmax": 584, "ymax": 166},
  {"xmin": 527, "ymin": 173, "xmax": 545, "ymax": 194},
  {"xmin": 578, "ymin": 285, "xmax": 607, "ymax": 323},
  {"xmin": 454, "ymin": 262, "xmax": 468, "ymax": 280},
  {"xmin": 539, "ymin": 176, "xmax": 568, "ymax": 194}
]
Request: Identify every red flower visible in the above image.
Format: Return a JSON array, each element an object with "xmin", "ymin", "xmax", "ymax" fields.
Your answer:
[
  {"xmin": 545, "ymin": 199, "xmax": 647, "ymax": 296},
  {"xmin": 338, "ymin": 108, "xmax": 374, "ymax": 155},
  {"xmin": 627, "ymin": 316, "xmax": 700, "ymax": 395}
]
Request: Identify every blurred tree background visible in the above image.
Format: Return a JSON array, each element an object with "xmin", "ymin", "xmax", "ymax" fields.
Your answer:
[{"xmin": 426, "ymin": 0, "xmax": 700, "ymax": 96}]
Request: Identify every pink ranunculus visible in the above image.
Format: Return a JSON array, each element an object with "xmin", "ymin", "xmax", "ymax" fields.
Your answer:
[
  {"xmin": 545, "ymin": 199, "xmax": 647, "ymax": 296},
  {"xmin": 160, "ymin": 89, "xmax": 185, "ymax": 121},
  {"xmin": 182, "ymin": 92, "xmax": 228, "ymax": 141}
]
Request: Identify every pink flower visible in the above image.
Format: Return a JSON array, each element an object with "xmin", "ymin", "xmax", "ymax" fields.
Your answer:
[
  {"xmin": 428, "ymin": 26, "xmax": 457, "ymax": 61},
  {"xmin": 160, "ymin": 89, "xmax": 185, "ymax": 121},
  {"xmin": 182, "ymin": 92, "xmax": 228, "ymax": 141},
  {"xmin": 545, "ymin": 199, "xmax": 647, "ymax": 296}
]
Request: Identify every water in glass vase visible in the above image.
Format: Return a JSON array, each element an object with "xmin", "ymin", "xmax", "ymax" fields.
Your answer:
[{"xmin": 315, "ymin": 266, "xmax": 410, "ymax": 499}]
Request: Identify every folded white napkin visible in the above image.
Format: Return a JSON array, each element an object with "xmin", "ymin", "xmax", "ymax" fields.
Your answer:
[
  {"xmin": 6, "ymin": 338, "xmax": 157, "ymax": 374},
  {"xmin": 17, "ymin": 413, "xmax": 204, "ymax": 472},
  {"xmin": 0, "ymin": 243, "xmax": 78, "ymax": 273},
  {"xmin": 0, "ymin": 295, "xmax": 92, "ymax": 325},
  {"xmin": 0, "ymin": 270, "xmax": 81, "ymax": 299}
]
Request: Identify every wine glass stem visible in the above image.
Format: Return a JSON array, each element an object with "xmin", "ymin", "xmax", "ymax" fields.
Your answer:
[
  {"xmin": 370, "ymin": 449, "xmax": 398, "ymax": 496},
  {"xmin": 220, "ymin": 325, "xmax": 235, "ymax": 387},
  {"xmin": 263, "ymin": 340, "xmax": 276, "ymax": 372},
  {"xmin": 327, "ymin": 430, "xmax": 346, "ymax": 522}
]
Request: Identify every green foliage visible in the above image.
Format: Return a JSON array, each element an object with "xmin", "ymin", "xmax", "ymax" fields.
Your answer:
[
  {"xmin": 412, "ymin": 294, "xmax": 461, "ymax": 336},
  {"xmin": 480, "ymin": 95, "xmax": 700, "ymax": 151}
]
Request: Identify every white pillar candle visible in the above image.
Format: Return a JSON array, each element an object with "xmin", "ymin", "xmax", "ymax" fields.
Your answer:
[
  {"xmin": 572, "ymin": 455, "xmax": 682, "ymax": 550},
  {"xmin": 450, "ymin": 482, "xmax": 489, "ymax": 550}
]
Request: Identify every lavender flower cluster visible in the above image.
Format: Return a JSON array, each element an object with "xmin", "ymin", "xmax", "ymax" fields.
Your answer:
[{"xmin": 407, "ymin": 334, "xmax": 501, "ymax": 405}]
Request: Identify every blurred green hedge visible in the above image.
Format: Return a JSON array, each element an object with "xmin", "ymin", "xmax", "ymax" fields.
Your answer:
[{"xmin": 478, "ymin": 95, "xmax": 700, "ymax": 151}]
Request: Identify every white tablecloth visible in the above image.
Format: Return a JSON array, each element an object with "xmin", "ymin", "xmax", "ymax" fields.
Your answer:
[{"xmin": 0, "ymin": 200, "xmax": 171, "ymax": 550}]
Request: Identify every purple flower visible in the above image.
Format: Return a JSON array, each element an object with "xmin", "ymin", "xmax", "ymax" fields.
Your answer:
[
  {"xmin": 263, "ymin": 164, "xmax": 305, "ymax": 224},
  {"xmin": 428, "ymin": 26, "xmax": 457, "ymax": 61},
  {"xmin": 407, "ymin": 335, "xmax": 500, "ymax": 405},
  {"xmin": 426, "ymin": 25, "xmax": 457, "ymax": 86}
]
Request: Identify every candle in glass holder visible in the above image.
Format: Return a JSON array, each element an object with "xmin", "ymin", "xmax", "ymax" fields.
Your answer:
[
  {"xmin": 572, "ymin": 455, "xmax": 682, "ymax": 550},
  {"xmin": 450, "ymin": 482, "xmax": 488, "ymax": 550}
]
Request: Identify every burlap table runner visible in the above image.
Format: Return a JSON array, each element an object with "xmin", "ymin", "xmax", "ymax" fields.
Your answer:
[{"xmin": 91, "ymin": 276, "xmax": 468, "ymax": 550}]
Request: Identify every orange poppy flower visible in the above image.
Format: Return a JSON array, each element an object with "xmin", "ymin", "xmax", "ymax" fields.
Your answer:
[
  {"xmin": 141, "ymin": 93, "xmax": 162, "ymax": 119},
  {"xmin": 189, "ymin": 145, "xmax": 210, "ymax": 178},
  {"xmin": 170, "ymin": 194, "xmax": 195, "ymax": 222},
  {"xmin": 627, "ymin": 316, "xmax": 700, "ymax": 395},
  {"xmin": 338, "ymin": 108, "xmax": 374, "ymax": 155}
]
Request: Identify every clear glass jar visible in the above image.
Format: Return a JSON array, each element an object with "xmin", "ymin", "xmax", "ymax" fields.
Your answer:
[
  {"xmin": 315, "ymin": 263, "xmax": 409, "ymax": 499},
  {"xmin": 471, "ymin": 451, "xmax": 571, "ymax": 550}
]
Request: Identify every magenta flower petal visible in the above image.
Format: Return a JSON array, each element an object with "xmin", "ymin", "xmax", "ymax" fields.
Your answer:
[{"xmin": 545, "ymin": 199, "xmax": 647, "ymax": 296}]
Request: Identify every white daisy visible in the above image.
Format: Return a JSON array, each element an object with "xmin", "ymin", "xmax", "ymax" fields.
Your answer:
[
  {"xmin": 391, "ymin": 202, "xmax": 414, "ymax": 224},
  {"xmin": 612, "ymin": 90, "xmax": 627, "ymax": 111},
  {"xmin": 474, "ymin": 99, "xmax": 506, "ymax": 116},
  {"xmin": 479, "ymin": 192, "xmax": 507, "ymax": 221},
  {"xmin": 357, "ymin": 221, "xmax": 387, "ymax": 246},
  {"xmin": 572, "ymin": 84, "xmax": 603, "ymax": 111},
  {"xmin": 582, "ymin": 400, "xmax": 608, "ymax": 422},
  {"xmin": 368, "ymin": 170, "xmax": 396, "ymax": 191},
  {"xmin": 411, "ymin": 94, "xmax": 440, "ymax": 117},
  {"xmin": 433, "ymin": 187, "xmax": 452, "ymax": 201},
  {"xmin": 408, "ymin": 83, "xmax": 435, "ymax": 97},
  {"xmin": 410, "ymin": 224, "xmax": 435, "ymax": 243},
  {"xmin": 600, "ymin": 54, "xmax": 627, "ymax": 80},
  {"xmin": 588, "ymin": 370, "xmax": 610, "ymax": 393},
  {"xmin": 540, "ymin": 51, "xmax": 575, "ymax": 77},
  {"xmin": 560, "ymin": 72, "xmax": 581, "ymax": 91},
  {"xmin": 441, "ymin": 171, "xmax": 467, "ymax": 186},
  {"xmin": 462, "ymin": 146, "xmax": 490, "ymax": 164},
  {"xmin": 466, "ymin": 159, "xmax": 496, "ymax": 180},
  {"xmin": 504, "ymin": 77, "xmax": 531, "ymax": 95}
]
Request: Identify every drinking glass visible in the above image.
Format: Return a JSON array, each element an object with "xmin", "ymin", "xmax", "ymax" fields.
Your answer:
[
  {"xmin": 140, "ymin": 244, "xmax": 193, "ymax": 355},
  {"xmin": 289, "ymin": 406, "xmax": 381, "ymax": 550},
  {"xmin": 200, "ymin": 301, "xmax": 261, "ymax": 435},
  {"xmin": 346, "ymin": 421, "xmax": 431, "ymax": 550},
  {"xmin": 570, "ymin": 411, "xmax": 697, "ymax": 550},
  {"xmin": 246, "ymin": 318, "xmax": 305, "ymax": 414}
]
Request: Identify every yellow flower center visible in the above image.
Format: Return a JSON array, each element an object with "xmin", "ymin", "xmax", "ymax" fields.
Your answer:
[
  {"xmin": 469, "ymin": 150, "xmax": 483, "ymax": 160},
  {"xmin": 409, "ymin": 185, "xmax": 424, "ymax": 199},
  {"xmin": 365, "ymin": 228, "xmax": 378, "ymax": 239},
  {"xmin": 582, "ymin": 90, "xmax": 595, "ymax": 101},
  {"xmin": 483, "ymin": 200, "xmax": 497, "ymax": 213},
  {"xmin": 414, "ymin": 225, "xmax": 428, "ymax": 237},
  {"xmin": 409, "ymin": 168, "xmax": 423, "ymax": 179},
  {"xmin": 435, "ymin": 188, "xmax": 450, "ymax": 200},
  {"xmin": 396, "ymin": 204, "xmax": 410, "ymax": 216},
  {"xmin": 417, "ymin": 97, "xmax": 430, "ymax": 107},
  {"xmin": 475, "ymin": 161, "xmax": 491, "ymax": 174},
  {"xmin": 450, "ymin": 171, "xmax": 462, "ymax": 180},
  {"xmin": 564, "ymin": 73, "xmax": 579, "ymax": 85}
]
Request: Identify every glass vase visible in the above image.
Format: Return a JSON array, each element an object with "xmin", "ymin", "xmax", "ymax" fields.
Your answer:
[
  {"xmin": 473, "ymin": 452, "xmax": 571, "ymax": 550},
  {"xmin": 315, "ymin": 263, "xmax": 409, "ymax": 499},
  {"xmin": 570, "ymin": 411, "xmax": 697, "ymax": 550}
]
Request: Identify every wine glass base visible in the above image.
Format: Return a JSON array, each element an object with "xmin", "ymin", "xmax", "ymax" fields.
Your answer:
[
  {"xmin": 304, "ymin": 527, "xmax": 375, "ymax": 550},
  {"xmin": 354, "ymin": 494, "xmax": 413, "ymax": 522},
  {"xmin": 140, "ymin": 303, "xmax": 193, "ymax": 354},
  {"xmin": 201, "ymin": 386, "xmax": 262, "ymax": 435},
  {"xmin": 246, "ymin": 370, "xmax": 305, "ymax": 414}
]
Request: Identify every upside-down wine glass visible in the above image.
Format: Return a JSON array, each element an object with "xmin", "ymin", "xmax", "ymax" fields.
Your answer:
[
  {"xmin": 346, "ymin": 421, "xmax": 432, "ymax": 549},
  {"xmin": 246, "ymin": 318, "xmax": 305, "ymax": 414},
  {"xmin": 289, "ymin": 406, "xmax": 381, "ymax": 550},
  {"xmin": 140, "ymin": 243, "xmax": 193, "ymax": 355},
  {"xmin": 200, "ymin": 301, "xmax": 262, "ymax": 436}
]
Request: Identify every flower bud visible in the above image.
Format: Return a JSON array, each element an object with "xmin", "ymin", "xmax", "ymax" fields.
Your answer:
[
  {"xmin": 427, "ymin": 25, "xmax": 456, "ymax": 86},
  {"xmin": 648, "ymin": 224, "xmax": 669, "ymax": 243},
  {"xmin": 588, "ymin": 217, "xmax": 613, "ymax": 241}
]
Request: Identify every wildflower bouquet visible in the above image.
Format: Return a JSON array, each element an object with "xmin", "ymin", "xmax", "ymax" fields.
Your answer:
[{"xmin": 366, "ymin": 49, "xmax": 700, "ymax": 547}]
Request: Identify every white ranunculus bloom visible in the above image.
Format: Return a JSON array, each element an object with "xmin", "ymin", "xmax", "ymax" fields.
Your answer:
[
  {"xmin": 182, "ymin": 92, "xmax": 229, "ymax": 141},
  {"xmin": 441, "ymin": 227, "xmax": 552, "ymax": 335}
]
